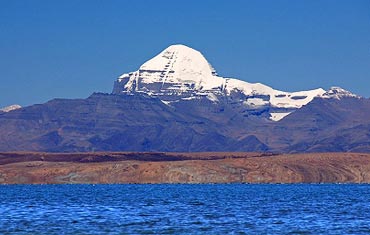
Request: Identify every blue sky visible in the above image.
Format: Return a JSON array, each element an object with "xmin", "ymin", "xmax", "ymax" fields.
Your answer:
[{"xmin": 0, "ymin": 0, "xmax": 369, "ymax": 107}]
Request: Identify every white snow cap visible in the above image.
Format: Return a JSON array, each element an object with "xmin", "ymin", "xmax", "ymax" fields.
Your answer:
[
  {"xmin": 119, "ymin": 44, "xmax": 224, "ymax": 91},
  {"xmin": 0, "ymin": 104, "xmax": 21, "ymax": 112},
  {"xmin": 140, "ymin": 44, "xmax": 218, "ymax": 84},
  {"xmin": 322, "ymin": 87, "xmax": 360, "ymax": 99}
]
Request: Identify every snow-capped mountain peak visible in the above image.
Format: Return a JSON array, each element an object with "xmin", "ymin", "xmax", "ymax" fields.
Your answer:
[
  {"xmin": 115, "ymin": 44, "xmax": 224, "ymax": 93},
  {"xmin": 139, "ymin": 44, "xmax": 220, "ymax": 88},
  {"xmin": 113, "ymin": 44, "xmax": 358, "ymax": 121},
  {"xmin": 0, "ymin": 104, "xmax": 21, "ymax": 113},
  {"xmin": 322, "ymin": 87, "xmax": 360, "ymax": 99}
]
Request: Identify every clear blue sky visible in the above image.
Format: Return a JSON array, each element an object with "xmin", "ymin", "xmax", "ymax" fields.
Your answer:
[{"xmin": 1, "ymin": 0, "xmax": 369, "ymax": 107}]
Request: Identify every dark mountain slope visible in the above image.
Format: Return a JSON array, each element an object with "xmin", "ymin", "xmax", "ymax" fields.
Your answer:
[
  {"xmin": 272, "ymin": 97, "xmax": 370, "ymax": 152},
  {"xmin": 0, "ymin": 93, "xmax": 369, "ymax": 152},
  {"xmin": 0, "ymin": 93, "xmax": 267, "ymax": 152}
]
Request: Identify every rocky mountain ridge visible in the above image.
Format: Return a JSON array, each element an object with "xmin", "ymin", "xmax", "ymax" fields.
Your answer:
[{"xmin": 0, "ymin": 92, "xmax": 369, "ymax": 152}]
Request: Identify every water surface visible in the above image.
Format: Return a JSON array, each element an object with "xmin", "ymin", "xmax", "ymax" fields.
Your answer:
[{"xmin": 1, "ymin": 184, "xmax": 370, "ymax": 234}]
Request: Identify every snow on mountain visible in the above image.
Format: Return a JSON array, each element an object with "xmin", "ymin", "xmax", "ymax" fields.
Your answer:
[
  {"xmin": 114, "ymin": 44, "xmax": 225, "ymax": 95},
  {"xmin": 223, "ymin": 78, "xmax": 326, "ymax": 109},
  {"xmin": 0, "ymin": 104, "xmax": 21, "ymax": 113},
  {"xmin": 139, "ymin": 44, "xmax": 223, "ymax": 90},
  {"xmin": 322, "ymin": 87, "xmax": 360, "ymax": 99},
  {"xmin": 113, "ymin": 44, "xmax": 357, "ymax": 121}
]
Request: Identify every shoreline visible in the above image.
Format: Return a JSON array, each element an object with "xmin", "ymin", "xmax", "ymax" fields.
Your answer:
[{"xmin": 0, "ymin": 152, "xmax": 370, "ymax": 184}]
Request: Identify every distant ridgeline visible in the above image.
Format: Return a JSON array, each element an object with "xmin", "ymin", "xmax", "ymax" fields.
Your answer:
[{"xmin": 0, "ymin": 45, "xmax": 369, "ymax": 152}]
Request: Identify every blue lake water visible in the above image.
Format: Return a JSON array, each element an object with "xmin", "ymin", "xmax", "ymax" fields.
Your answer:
[{"xmin": 1, "ymin": 184, "xmax": 370, "ymax": 234}]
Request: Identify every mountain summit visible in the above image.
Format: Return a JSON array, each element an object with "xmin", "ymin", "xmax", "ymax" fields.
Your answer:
[
  {"xmin": 113, "ymin": 44, "xmax": 223, "ymax": 94},
  {"xmin": 113, "ymin": 44, "xmax": 357, "ymax": 121},
  {"xmin": 138, "ymin": 44, "xmax": 220, "ymax": 90}
]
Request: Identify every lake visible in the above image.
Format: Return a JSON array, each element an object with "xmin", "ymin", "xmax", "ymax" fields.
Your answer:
[{"xmin": 0, "ymin": 184, "xmax": 370, "ymax": 234}]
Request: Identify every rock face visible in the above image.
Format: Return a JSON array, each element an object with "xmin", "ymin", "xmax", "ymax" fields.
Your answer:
[
  {"xmin": 0, "ymin": 44, "xmax": 369, "ymax": 153},
  {"xmin": 0, "ymin": 152, "xmax": 370, "ymax": 184}
]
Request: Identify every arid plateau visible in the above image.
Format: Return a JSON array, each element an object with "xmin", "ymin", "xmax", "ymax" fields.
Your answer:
[{"xmin": 1, "ymin": 152, "xmax": 370, "ymax": 184}]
